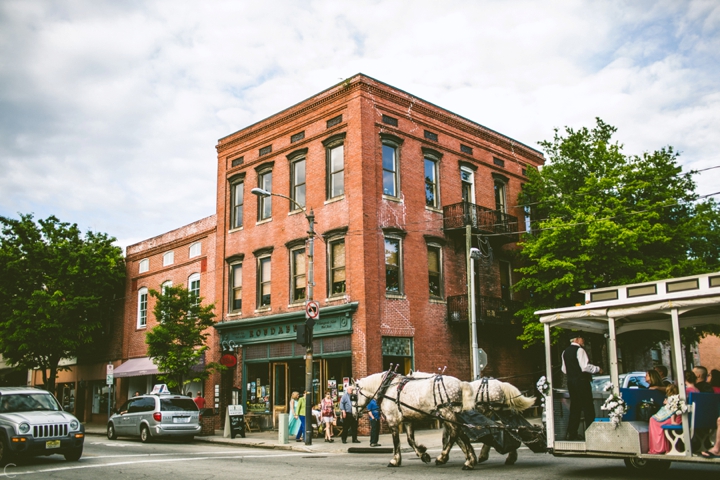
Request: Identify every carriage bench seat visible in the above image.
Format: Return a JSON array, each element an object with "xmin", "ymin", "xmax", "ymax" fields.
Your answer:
[
  {"xmin": 620, "ymin": 388, "xmax": 666, "ymax": 422},
  {"xmin": 661, "ymin": 392, "xmax": 720, "ymax": 455}
]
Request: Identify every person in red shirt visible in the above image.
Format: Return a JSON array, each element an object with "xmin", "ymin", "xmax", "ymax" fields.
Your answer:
[{"xmin": 194, "ymin": 392, "xmax": 206, "ymax": 410}]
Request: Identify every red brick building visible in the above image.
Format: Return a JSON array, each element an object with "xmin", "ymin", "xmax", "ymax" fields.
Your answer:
[{"xmin": 212, "ymin": 74, "xmax": 545, "ymax": 428}]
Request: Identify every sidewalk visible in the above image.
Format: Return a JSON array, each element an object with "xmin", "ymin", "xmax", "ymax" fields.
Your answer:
[{"xmin": 84, "ymin": 416, "xmax": 541, "ymax": 454}]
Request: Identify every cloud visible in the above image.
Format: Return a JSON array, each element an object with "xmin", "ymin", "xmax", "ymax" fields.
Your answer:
[{"xmin": 1, "ymin": 0, "xmax": 718, "ymax": 249}]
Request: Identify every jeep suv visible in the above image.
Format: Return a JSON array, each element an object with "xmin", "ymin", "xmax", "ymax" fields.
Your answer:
[
  {"xmin": 107, "ymin": 394, "xmax": 200, "ymax": 442},
  {"xmin": 0, "ymin": 387, "xmax": 85, "ymax": 465}
]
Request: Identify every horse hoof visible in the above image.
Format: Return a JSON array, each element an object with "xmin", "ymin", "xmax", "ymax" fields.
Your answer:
[
  {"xmin": 505, "ymin": 458, "xmax": 517, "ymax": 465},
  {"xmin": 477, "ymin": 456, "xmax": 489, "ymax": 464},
  {"xmin": 417, "ymin": 445, "xmax": 427, "ymax": 454},
  {"xmin": 462, "ymin": 465, "xmax": 474, "ymax": 471},
  {"xmin": 421, "ymin": 453, "xmax": 431, "ymax": 464},
  {"xmin": 435, "ymin": 458, "xmax": 447, "ymax": 466},
  {"xmin": 387, "ymin": 463, "xmax": 397, "ymax": 468}
]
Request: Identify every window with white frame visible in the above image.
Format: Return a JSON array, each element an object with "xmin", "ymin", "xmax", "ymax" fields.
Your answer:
[
  {"xmin": 329, "ymin": 238, "xmax": 346, "ymax": 296},
  {"xmin": 427, "ymin": 245, "xmax": 443, "ymax": 299},
  {"xmin": 163, "ymin": 251, "xmax": 174, "ymax": 267},
  {"xmin": 257, "ymin": 256, "xmax": 271, "ymax": 307},
  {"xmin": 160, "ymin": 281, "xmax": 172, "ymax": 322},
  {"xmin": 188, "ymin": 273, "xmax": 200, "ymax": 305},
  {"xmin": 382, "ymin": 144, "xmax": 398, "ymax": 197},
  {"xmin": 494, "ymin": 179, "xmax": 507, "ymax": 213},
  {"xmin": 290, "ymin": 247, "xmax": 306, "ymax": 303},
  {"xmin": 384, "ymin": 236, "xmax": 403, "ymax": 295},
  {"xmin": 424, "ymin": 157, "xmax": 439, "ymax": 208},
  {"xmin": 231, "ymin": 180, "xmax": 244, "ymax": 229},
  {"xmin": 137, "ymin": 287, "xmax": 148, "ymax": 328},
  {"xmin": 291, "ymin": 158, "xmax": 306, "ymax": 209},
  {"xmin": 138, "ymin": 258, "xmax": 149, "ymax": 273},
  {"xmin": 189, "ymin": 241, "xmax": 201, "ymax": 258},
  {"xmin": 230, "ymin": 263, "xmax": 242, "ymax": 312},
  {"xmin": 258, "ymin": 169, "xmax": 272, "ymax": 220}
]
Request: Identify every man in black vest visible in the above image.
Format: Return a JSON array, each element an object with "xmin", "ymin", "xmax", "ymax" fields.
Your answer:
[{"xmin": 562, "ymin": 334, "xmax": 602, "ymax": 441}]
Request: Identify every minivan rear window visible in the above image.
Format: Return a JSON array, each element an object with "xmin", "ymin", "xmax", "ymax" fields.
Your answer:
[{"xmin": 160, "ymin": 398, "xmax": 198, "ymax": 412}]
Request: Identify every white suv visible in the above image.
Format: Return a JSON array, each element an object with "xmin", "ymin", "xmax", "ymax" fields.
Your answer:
[
  {"xmin": 107, "ymin": 394, "xmax": 201, "ymax": 443},
  {"xmin": 0, "ymin": 386, "xmax": 85, "ymax": 465}
]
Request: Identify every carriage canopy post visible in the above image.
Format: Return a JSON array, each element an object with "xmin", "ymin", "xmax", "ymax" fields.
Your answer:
[
  {"xmin": 607, "ymin": 318, "xmax": 620, "ymax": 395},
  {"xmin": 543, "ymin": 322, "xmax": 555, "ymax": 449},
  {"xmin": 670, "ymin": 307, "xmax": 692, "ymax": 458}
]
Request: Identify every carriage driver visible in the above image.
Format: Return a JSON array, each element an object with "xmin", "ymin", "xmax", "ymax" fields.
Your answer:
[{"xmin": 562, "ymin": 333, "xmax": 603, "ymax": 441}]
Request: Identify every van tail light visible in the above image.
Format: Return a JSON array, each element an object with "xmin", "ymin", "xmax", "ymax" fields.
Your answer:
[
  {"xmin": 153, "ymin": 412, "xmax": 162, "ymax": 422},
  {"xmin": 199, "ymin": 413, "xmax": 203, "ymax": 422}
]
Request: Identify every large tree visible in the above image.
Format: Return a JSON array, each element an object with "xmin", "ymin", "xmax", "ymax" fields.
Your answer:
[
  {"xmin": 0, "ymin": 214, "xmax": 125, "ymax": 393},
  {"xmin": 516, "ymin": 119, "xmax": 720, "ymax": 351},
  {"xmin": 146, "ymin": 285, "xmax": 221, "ymax": 393}
]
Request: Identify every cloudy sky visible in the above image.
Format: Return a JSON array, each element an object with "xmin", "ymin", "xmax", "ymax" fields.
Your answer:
[{"xmin": 1, "ymin": 0, "xmax": 719, "ymax": 250}]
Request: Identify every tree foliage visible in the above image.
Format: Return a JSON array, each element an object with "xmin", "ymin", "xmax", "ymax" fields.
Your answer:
[
  {"xmin": 145, "ymin": 285, "xmax": 221, "ymax": 392},
  {"xmin": 0, "ymin": 214, "xmax": 125, "ymax": 393},
  {"xmin": 516, "ymin": 119, "xmax": 720, "ymax": 348}
]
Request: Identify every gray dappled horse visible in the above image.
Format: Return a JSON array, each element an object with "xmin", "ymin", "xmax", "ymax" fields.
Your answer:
[
  {"xmin": 354, "ymin": 371, "xmax": 477, "ymax": 470},
  {"xmin": 458, "ymin": 378, "xmax": 536, "ymax": 465}
]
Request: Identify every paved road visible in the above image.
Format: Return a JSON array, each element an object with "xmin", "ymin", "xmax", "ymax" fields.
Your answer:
[{"xmin": 3, "ymin": 436, "xmax": 719, "ymax": 479}]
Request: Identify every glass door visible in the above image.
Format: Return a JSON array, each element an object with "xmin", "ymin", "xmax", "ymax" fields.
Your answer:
[{"xmin": 272, "ymin": 362, "xmax": 288, "ymax": 427}]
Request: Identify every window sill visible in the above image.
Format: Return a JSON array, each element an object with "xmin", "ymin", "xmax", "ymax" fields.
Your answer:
[
  {"xmin": 325, "ymin": 195, "xmax": 345, "ymax": 205},
  {"xmin": 254, "ymin": 306, "xmax": 272, "ymax": 313},
  {"xmin": 382, "ymin": 195, "xmax": 403, "ymax": 204},
  {"xmin": 136, "ymin": 326, "xmax": 147, "ymax": 331},
  {"xmin": 429, "ymin": 298, "xmax": 446, "ymax": 304},
  {"xmin": 228, "ymin": 226, "xmax": 243, "ymax": 233},
  {"xmin": 288, "ymin": 209, "xmax": 305, "ymax": 217},
  {"xmin": 256, "ymin": 218, "xmax": 273, "ymax": 226},
  {"xmin": 385, "ymin": 294, "xmax": 406, "ymax": 300},
  {"xmin": 325, "ymin": 295, "xmax": 347, "ymax": 304},
  {"xmin": 226, "ymin": 311, "xmax": 242, "ymax": 318},
  {"xmin": 287, "ymin": 302, "xmax": 305, "ymax": 308},
  {"xmin": 425, "ymin": 206, "xmax": 442, "ymax": 214}
]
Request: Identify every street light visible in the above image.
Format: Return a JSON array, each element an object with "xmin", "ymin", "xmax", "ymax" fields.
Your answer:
[{"xmin": 250, "ymin": 187, "xmax": 316, "ymax": 445}]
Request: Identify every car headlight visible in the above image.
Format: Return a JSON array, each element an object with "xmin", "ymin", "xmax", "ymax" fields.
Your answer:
[
  {"xmin": 18, "ymin": 423, "xmax": 30, "ymax": 434},
  {"xmin": 69, "ymin": 420, "xmax": 79, "ymax": 430}
]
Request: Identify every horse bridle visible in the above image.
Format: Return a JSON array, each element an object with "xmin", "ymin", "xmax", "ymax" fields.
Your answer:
[{"xmin": 353, "ymin": 368, "xmax": 399, "ymax": 414}]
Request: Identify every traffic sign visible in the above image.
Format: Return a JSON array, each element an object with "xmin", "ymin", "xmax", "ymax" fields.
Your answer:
[
  {"xmin": 305, "ymin": 301, "xmax": 320, "ymax": 319},
  {"xmin": 106, "ymin": 374, "xmax": 114, "ymax": 385},
  {"xmin": 106, "ymin": 364, "xmax": 113, "ymax": 374}
]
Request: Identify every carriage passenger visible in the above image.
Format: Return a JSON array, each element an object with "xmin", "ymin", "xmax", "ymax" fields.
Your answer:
[
  {"xmin": 709, "ymin": 369, "xmax": 720, "ymax": 394},
  {"xmin": 684, "ymin": 370, "xmax": 700, "ymax": 394},
  {"xmin": 647, "ymin": 384, "xmax": 680, "ymax": 454},
  {"xmin": 645, "ymin": 370, "xmax": 665, "ymax": 392}
]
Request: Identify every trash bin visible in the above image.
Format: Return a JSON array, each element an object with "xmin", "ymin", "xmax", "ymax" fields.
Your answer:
[{"xmin": 199, "ymin": 408, "xmax": 216, "ymax": 436}]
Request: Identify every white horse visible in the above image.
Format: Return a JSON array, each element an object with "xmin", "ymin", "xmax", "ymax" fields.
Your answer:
[
  {"xmin": 460, "ymin": 378, "xmax": 536, "ymax": 465},
  {"xmin": 354, "ymin": 371, "xmax": 477, "ymax": 470}
]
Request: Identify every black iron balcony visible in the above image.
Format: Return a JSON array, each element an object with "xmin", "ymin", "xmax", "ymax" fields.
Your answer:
[
  {"xmin": 447, "ymin": 294, "xmax": 521, "ymax": 325},
  {"xmin": 443, "ymin": 202, "xmax": 519, "ymax": 244}
]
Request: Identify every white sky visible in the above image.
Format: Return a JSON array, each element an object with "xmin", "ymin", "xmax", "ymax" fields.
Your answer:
[{"xmin": 1, "ymin": 0, "xmax": 719, "ymax": 250}]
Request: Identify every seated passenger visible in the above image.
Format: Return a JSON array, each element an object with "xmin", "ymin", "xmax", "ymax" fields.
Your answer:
[
  {"xmin": 708, "ymin": 369, "xmax": 720, "ymax": 394},
  {"xmin": 654, "ymin": 365, "xmax": 673, "ymax": 386},
  {"xmin": 693, "ymin": 366, "xmax": 714, "ymax": 393},
  {"xmin": 645, "ymin": 370, "xmax": 665, "ymax": 392},
  {"xmin": 701, "ymin": 417, "xmax": 720, "ymax": 458},
  {"xmin": 648, "ymin": 384, "xmax": 680, "ymax": 454},
  {"xmin": 685, "ymin": 370, "xmax": 700, "ymax": 394}
]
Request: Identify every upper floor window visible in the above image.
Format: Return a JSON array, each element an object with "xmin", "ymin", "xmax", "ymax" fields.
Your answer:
[
  {"xmin": 427, "ymin": 245, "xmax": 442, "ymax": 299},
  {"xmin": 258, "ymin": 170, "xmax": 272, "ymax": 220},
  {"xmin": 230, "ymin": 263, "xmax": 242, "ymax": 312},
  {"xmin": 138, "ymin": 258, "xmax": 149, "ymax": 274},
  {"xmin": 461, "ymin": 168, "xmax": 475, "ymax": 204},
  {"xmin": 137, "ymin": 287, "xmax": 148, "ymax": 328},
  {"xmin": 291, "ymin": 158, "xmax": 306, "ymax": 209},
  {"xmin": 425, "ymin": 158, "xmax": 438, "ymax": 208},
  {"xmin": 290, "ymin": 247, "xmax": 306, "ymax": 303},
  {"xmin": 188, "ymin": 273, "xmax": 200, "ymax": 304},
  {"xmin": 329, "ymin": 238, "xmax": 346, "ymax": 296},
  {"xmin": 257, "ymin": 256, "xmax": 272, "ymax": 308},
  {"xmin": 189, "ymin": 242, "xmax": 201, "ymax": 258},
  {"xmin": 323, "ymin": 133, "xmax": 346, "ymax": 200},
  {"xmin": 499, "ymin": 260, "xmax": 512, "ymax": 301},
  {"xmin": 384, "ymin": 237, "xmax": 403, "ymax": 295},
  {"xmin": 160, "ymin": 281, "xmax": 172, "ymax": 322},
  {"xmin": 163, "ymin": 251, "xmax": 174, "ymax": 267},
  {"xmin": 381, "ymin": 134, "xmax": 403, "ymax": 199},
  {"xmin": 231, "ymin": 180, "xmax": 244, "ymax": 229},
  {"xmin": 494, "ymin": 179, "xmax": 507, "ymax": 213}
]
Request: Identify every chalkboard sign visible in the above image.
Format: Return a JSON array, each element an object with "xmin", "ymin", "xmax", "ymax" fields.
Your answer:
[{"xmin": 228, "ymin": 405, "xmax": 245, "ymax": 439}]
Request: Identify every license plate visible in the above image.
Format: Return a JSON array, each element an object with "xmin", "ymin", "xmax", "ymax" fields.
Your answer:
[
  {"xmin": 172, "ymin": 416, "xmax": 190, "ymax": 423},
  {"xmin": 46, "ymin": 440, "xmax": 61, "ymax": 449}
]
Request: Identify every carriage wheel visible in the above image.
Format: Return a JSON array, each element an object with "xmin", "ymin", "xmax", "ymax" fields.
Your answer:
[{"xmin": 623, "ymin": 458, "xmax": 671, "ymax": 471}]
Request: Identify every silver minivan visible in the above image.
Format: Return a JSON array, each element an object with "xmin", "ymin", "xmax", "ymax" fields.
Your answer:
[{"xmin": 107, "ymin": 394, "xmax": 201, "ymax": 443}]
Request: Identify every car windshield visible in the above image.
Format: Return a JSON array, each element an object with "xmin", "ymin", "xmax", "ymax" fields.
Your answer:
[
  {"xmin": 160, "ymin": 398, "xmax": 198, "ymax": 412},
  {"xmin": 0, "ymin": 393, "xmax": 61, "ymax": 413}
]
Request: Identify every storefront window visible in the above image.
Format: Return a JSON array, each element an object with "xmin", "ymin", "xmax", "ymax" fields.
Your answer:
[
  {"xmin": 246, "ymin": 364, "xmax": 270, "ymax": 413},
  {"xmin": 57, "ymin": 383, "xmax": 76, "ymax": 414},
  {"xmin": 92, "ymin": 382, "xmax": 110, "ymax": 415},
  {"xmin": 382, "ymin": 337, "xmax": 414, "ymax": 374}
]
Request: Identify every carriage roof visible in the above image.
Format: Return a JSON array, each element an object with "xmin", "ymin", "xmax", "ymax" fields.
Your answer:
[{"xmin": 535, "ymin": 271, "xmax": 720, "ymax": 334}]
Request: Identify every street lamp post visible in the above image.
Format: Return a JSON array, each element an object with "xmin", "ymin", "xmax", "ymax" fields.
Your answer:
[{"xmin": 251, "ymin": 187, "xmax": 315, "ymax": 445}]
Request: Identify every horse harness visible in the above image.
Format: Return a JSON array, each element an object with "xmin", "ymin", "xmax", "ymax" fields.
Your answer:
[{"xmin": 474, "ymin": 377, "xmax": 507, "ymax": 411}]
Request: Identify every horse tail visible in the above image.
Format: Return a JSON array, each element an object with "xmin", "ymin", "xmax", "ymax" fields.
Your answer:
[
  {"xmin": 499, "ymin": 382, "xmax": 536, "ymax": 412},
  {"xmin": 461, "ymin": 382, "xmax": 477, "ymax": 411}
]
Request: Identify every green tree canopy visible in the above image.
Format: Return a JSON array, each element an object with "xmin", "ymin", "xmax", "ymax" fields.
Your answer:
[
  {"xmin": 146, "ymin": 284, "xmax": 220, "ymax": 392},
  {"xmin": 516, "ymin": 119, "xmax": 720, "ymax": 348},
  {"xmin": 0, "ymin": 214, "xmax": 125, "ymax": 393}
]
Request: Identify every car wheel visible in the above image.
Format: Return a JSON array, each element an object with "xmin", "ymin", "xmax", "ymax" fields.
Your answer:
[
  {"xmin": 64, "ymin": 446, "xmax": 83, "ymax": 462},
  {"xmin": 0, "ymin": 438, "xmax": 13, "ymax": 467},
  {"xmin": 107, "ymin": 423, "xmax": 117, "ymax": 440},
  {"xmin": 140, "ymin": 425, "xmax": 152, "ymax": 443}
]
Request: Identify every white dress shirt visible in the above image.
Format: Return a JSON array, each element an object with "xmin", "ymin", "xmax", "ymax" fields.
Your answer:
[{"xmin": 561, "ymin": 342, "xmax": 601, "ymax": 374}]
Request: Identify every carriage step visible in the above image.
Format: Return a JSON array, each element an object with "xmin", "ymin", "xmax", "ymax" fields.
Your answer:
[{"xmin": 554, "ymin": 441, "xmax": 587, "ymax": 452}]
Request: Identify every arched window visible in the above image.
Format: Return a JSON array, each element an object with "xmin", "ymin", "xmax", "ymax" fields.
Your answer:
[{"xmin": 189, "ymin": 242, "xmax": 201, "ymax": 258}]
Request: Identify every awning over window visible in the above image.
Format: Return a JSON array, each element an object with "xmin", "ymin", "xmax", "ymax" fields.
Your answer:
[{"xmin": 113, "ymin": 357, "xmax": 159, "ymax": 378}]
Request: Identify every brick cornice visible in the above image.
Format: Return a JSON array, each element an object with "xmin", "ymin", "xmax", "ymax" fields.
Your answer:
[{"xmin": 126, "ymin": 228, "xmax": 215, "ymax": 261}]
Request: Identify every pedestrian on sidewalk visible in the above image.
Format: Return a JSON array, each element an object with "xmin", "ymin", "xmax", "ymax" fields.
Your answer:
[
  {"xmin": 321, "ymin": 391, "xmax": 335, "ymax": 443},
  {"xmin": 194, "ymin": 392, "xmax": 206, "ymax": 410},
  {"xmin": 367, "ymin": 398, "xmax": 381, "ymax": 447},
  {"xmin": 295, "ymin": 390, "xmax": 306, "ymax": 442},
  {"xmin": 340, "ymin": 386, "xmax": 360, "ymax": 444},
  {"xmin": 288, "ymin": 391, "xmax": 301, "ymax": 439}
]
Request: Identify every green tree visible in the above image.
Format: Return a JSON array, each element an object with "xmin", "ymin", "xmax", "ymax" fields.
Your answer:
[
  {"xmin": 0, "ymin": 214, "xmax": 125, "ymax": 393},
  {"xmin": 145, "ymin": 285, "xmax": 221, "ymax": 392},
  {"xmin": 516, "ymin": 119, "xmax": 720, "ymax": 352}
]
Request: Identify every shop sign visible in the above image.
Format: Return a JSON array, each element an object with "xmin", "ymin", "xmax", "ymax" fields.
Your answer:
[{"xmin": 221, "ymin": 314, "xmax": 352, "ymax": 345}]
